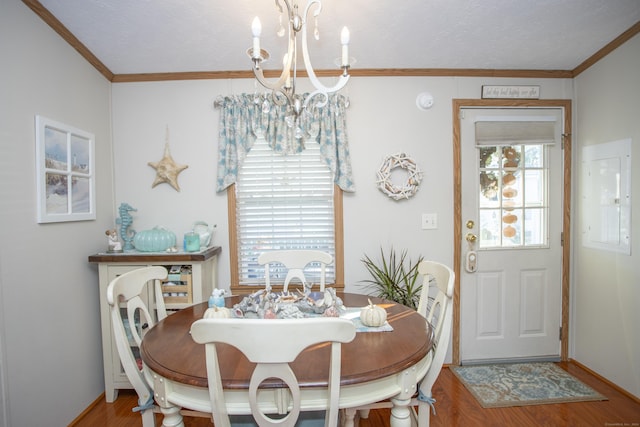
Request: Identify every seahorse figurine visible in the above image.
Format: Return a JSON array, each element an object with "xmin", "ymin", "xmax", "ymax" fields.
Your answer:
[{"xmin": 116, "ymin": 202, "xmax": 137, "ymax": 251}]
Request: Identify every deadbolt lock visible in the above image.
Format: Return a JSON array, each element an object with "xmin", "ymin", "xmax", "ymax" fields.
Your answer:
[{"xmin": 466, "ymin": 220, "xmax": 474, "ymax": 229}]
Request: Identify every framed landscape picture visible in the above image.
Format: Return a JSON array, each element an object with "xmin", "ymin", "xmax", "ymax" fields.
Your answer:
[{"xmin": 35, "ymin": 116, "xmax": 96, "ymax": 223}]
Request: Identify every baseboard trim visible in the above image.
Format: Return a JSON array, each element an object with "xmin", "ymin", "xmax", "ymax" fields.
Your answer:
[
  {"xmin": 68, "ymin": 392, "xmax": 105, "ymax": 426},
  {"xmin": 569, "ymin": 358, "xmax": 640, "ymax": 404}
]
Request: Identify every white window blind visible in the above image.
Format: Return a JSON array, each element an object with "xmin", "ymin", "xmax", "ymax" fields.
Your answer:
[{"xmin": 235, "ymin": 138, "xmax": 335, "ymax": 286}]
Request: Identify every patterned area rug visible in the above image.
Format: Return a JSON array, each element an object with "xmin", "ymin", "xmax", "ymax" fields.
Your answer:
[{"xmin": 450, "ymin": 362, "xmax": 607, "ymax": 408}]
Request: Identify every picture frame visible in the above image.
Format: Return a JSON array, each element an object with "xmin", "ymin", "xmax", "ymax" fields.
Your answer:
[
  {"xmin": 35, "ymin": 115, "xmax": 96, "ymax": 223},
  {"xmin": 481, "ymin": 85, "xmax": 540, "ymax": 99}
]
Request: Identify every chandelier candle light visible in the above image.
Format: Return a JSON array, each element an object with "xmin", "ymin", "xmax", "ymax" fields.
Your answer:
[{"xmin": 249, "ymin": 0, "xmax": 351, "ymax": 139}]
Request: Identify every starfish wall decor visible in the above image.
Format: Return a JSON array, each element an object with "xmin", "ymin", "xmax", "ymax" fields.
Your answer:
[{"xmin": 148, "ymin": 128, "xmax": 188, "ymax": 191}]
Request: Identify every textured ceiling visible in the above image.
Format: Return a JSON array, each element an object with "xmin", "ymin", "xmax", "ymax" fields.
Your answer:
[{"xmin": 35, "ymin": 0, "xmax": 640, "ymax": 76}]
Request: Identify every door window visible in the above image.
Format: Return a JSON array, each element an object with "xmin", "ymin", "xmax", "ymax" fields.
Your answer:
[{"xmin": 478, "ymin": 144, "xmax": 549, "ymax": 249}]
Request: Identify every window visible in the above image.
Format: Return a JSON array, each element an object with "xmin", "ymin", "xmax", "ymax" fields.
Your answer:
[
  {"xmin": 478, "ymin": 144, "xmax": 549, "ymax": 248},
  {"xmin": 228, "ymin": 137, "xmax": 344, "ymax": 293}
]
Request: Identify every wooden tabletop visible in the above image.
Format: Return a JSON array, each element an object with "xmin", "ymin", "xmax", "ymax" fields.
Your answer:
[
  {"xmin": 88, "ymin": 246, "xmax": 221, "ymax": 263},
  {"xmin": 141, "ymin": 293, "xmax": 433, "ymax": 390}
]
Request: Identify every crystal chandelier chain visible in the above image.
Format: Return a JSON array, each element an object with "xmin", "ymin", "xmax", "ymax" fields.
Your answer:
[{"xmin": 249, "ymin": 0, "xmax": 350, "ymax": 118}]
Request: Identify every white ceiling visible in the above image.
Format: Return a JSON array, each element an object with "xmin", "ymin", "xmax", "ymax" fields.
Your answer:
[{"xmin": 36, "ymin": 0, "xmax": 640, "ymax": 76}]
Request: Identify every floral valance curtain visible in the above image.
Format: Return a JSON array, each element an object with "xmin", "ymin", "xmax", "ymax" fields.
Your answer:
[{"xmin": 215, "ymin": 93, "xmax": 354, "ymax": 192}]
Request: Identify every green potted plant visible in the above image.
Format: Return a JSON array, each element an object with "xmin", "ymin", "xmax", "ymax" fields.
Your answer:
[{"xmin": 360, "ymin": 247, "xmax": 424, "ymax": 309}]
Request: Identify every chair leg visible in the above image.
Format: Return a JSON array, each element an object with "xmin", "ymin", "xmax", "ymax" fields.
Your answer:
[
  {"xmin": 141, "ymin": 408, "xmax": 156, "ymax": 427},
  {"xmin": 416, "ymin": 390, "xmax": 436, "ymax": 427},
  {"xmin": 342, "ymin": 408, "xmax": 358, "ymax": 427},
  {"xmin": 416, "ymin": 402, "xmax": 429, "ymax": 427},
  {"xmin": 358, "ymin": 408, "xmax": 370, "ymax": 419},
  {"xmin": 158, "ymin": 405, "xmax": 185, "ymax": 427}
]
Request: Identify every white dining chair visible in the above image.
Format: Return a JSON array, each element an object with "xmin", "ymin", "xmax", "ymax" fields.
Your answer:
[
  {"xmin": 190, "ymin": 317, "xmax": 356, "ymax": 427},
  {"xmin": 106, "ymin": 266, "xmax": 169, "ymax": 427},
  {"xmin": 344, "ymin": 260, "xmax": 455, "ymax": 427},
  {"xmin": 258, "ymin": 250, "xmax": 333, "ymax": 292}
]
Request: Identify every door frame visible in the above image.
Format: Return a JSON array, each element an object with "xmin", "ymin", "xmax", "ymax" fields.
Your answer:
[{"xmin": 452, "ymin": 99, "xmax": 572, "ymax": 365}]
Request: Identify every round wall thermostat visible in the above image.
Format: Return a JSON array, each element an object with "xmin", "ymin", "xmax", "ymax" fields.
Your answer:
[{"xmin": 416, "ymin": 92, "xmax": 434, "ymax": 110}]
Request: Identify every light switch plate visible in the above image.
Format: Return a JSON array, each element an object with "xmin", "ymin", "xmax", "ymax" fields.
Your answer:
[{"xmin": 422, "ymin": 213, "xmax": 437, "ymax": 229}]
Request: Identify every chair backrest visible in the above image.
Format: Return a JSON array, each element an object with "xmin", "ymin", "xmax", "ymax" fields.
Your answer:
[
  {"xmin": 258, "ymin": 250, "xmax": 333, "ymax": 292},
  {"xmin": 415, "ymin": 260, "xmax": 455, "ymax": 391},
  {"xmin": 106, "ymin": 266, "xmax": 168, "ymax": 426},
  {"xmin": 190, "ymin": 317, "xmax": 356, "ymax": 427}
]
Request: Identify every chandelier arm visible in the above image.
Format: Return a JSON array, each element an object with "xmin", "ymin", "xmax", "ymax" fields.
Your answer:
[
  {"xmin": 303, "ymin": 91, "xmax": 329, "ymax": 109},
  {"xmin": 300, "ymin": 0, "xmax": 350, "ymax": 109},
  {"xmin": 251, "ymin": 19, "xmax": 295, "ymax": 93},
  {"xmin": 252, "ymin": 0, "xmax": 299, "ymax": 107},
  {"xmin": 307, "ymin": 0, "xmax": 322, "ymax": 18},
  {"xmin": 271, "ymin": 89, "xmax": 290, "ymax": 107},
  {"xmin": 252, "ymin": 64, "xmax": 290, "ymax": 94},
  {"xmin": 275, "ymin": 0, "xmax": 286, "ymax": 14}
]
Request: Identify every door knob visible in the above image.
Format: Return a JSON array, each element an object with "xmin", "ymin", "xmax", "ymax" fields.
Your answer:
[{"xmin": 466, "ymin": 233, "xmax": 477, "ymax": 243}]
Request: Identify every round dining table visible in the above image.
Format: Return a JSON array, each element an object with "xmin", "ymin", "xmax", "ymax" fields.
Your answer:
[{"xmin": 141, "ymin": 292, "xmax": 434, "ymax": 427}]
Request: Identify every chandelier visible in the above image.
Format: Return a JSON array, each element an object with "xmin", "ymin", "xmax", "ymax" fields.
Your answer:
[{"xmin": 249, "ymin": 0, "xmax": 351, "ymax": 139}]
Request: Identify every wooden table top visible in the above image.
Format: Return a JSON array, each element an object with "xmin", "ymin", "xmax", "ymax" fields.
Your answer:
[
  {"xmin": 88, "ymin": 246, "xmax": 221, "ymax": 263},
  {"xmin": 141, "ymin": 293, "xmax": 433, "ymax": 390}
]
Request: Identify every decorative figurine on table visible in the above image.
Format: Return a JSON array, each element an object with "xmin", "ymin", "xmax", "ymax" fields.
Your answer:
[
  {"xmin": 116, "ymin": 202, "xmax": 137, "ymax": 251},
  {"xmin": 105, "ymin": 229, "xmax": 122, "ymax": 253},
  {"xmin": 208, "ymin": 288, "xmax": 227, "ymax": 308}
]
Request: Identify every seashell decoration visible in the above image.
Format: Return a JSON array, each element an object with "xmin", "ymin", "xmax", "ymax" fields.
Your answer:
[
  {"xmin": 231, "ymin": 287, "xmax": 344, "ymax": 319},
  {"xmin": 323, "ymin": 305, "xmax": 340, "ymax": 317},
  {"xmin": 501, "ymin": 146, "xmax": 520, "ymax": 239},
  {"xmin": 376, "ymin": 153, "xmax": 423, "ymax": 201},
  {"xmin": 503, "ymin": 213, "xmax": 518, "ymax": 224},
  {"xmin": 502, "ymin": 173, "xmax": 516, "ymax": 186},
  {"xmin": 503, "ymin": 160, "xmax": 518, "ymax": 169},
  {"xmin": 503, "ymin": 225, "xmax": 517, "ymax": 238},
  {"xmin": 502, "ymin": 187, "xmax": 518, "ymax": 198},
  {"xmin": 148, "ymin": 127, "xmax": 188, "ymax": 192}
]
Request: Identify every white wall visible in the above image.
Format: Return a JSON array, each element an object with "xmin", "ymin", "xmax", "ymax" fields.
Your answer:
[
  {"xmin": 112, "ymin": 77, "xmax": 573, "ymax": 294},
  {"xmin": 0, "ymin": 1, "xmax": 114, "ymax": 425},
  {"xmin": 573, "ymin": 33, "xmax": 640, "ymax": 398}
]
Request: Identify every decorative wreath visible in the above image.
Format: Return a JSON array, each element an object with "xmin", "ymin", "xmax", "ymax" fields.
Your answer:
[{"xmin": 376, "ymin": 153, "xmax": 423, "ymax": 200}]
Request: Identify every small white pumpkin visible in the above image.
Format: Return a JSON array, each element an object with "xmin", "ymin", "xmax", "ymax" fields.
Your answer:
[
  {"xmin": 360, "ymin": 299, "xmax": 387, "ymax": 327},
  {"xmin": 203, "ymin": 306, "xmax": 231, "ymax": 319}
]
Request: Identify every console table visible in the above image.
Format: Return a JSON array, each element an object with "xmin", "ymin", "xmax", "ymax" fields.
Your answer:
[{"xmin": 89, "ymin": 246, "xmax": 221, "ymax": 402}]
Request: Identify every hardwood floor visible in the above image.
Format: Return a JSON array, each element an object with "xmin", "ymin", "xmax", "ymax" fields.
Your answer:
[{"xmin": 72, "ymin": 362, "xmax": 640, "ymax": 427}]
